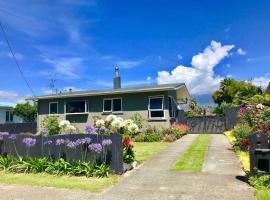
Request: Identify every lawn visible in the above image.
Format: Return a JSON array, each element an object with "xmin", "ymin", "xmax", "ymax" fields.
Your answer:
[
  {"xmin": 0, "ymin": 172, "xmax": 118, "ymax": 193},
  {"xmin": 171, "ymin": 134, "xmax": 211, "ymax": 172},
  {"xmin": 133, "ymin": 142, "xmax": 169, "ymax": 162},
  {"xmin": 255, "ymin": 189, "xmax": 270, "ymax": 200},
  {"xmin": 0, "ymin": 142, "xmax": 169, "ymax": 192}
]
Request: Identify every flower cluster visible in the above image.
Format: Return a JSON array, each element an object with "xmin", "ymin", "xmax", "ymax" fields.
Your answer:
[
  {"xmin": 44, "ymin": 140, "xmax": 53, "ymax": 146},
  {"xmin": 88, "ymin": 143, "xmax": 103, "ymax": 154},
  {"xmin": 59, "ymin": 120, "xmax": 77, "ymax": 134},
  {"xmin": 171, "ymin": 124, "xmax": 190, "ymax": 135},
  {"xmin": 22, "ymin": 138, "xmax": 36, "ymax": 148},
  {"xmin": 0, "ymin": 132, "xmax": 9, "ymax": 141},
  {"xmin": 85, "ymin": 126, "xmax": 98, "ymax": 134},
  {"xmin": 102, "ymin": 139, "xmax": 112, "ymax": 146}
]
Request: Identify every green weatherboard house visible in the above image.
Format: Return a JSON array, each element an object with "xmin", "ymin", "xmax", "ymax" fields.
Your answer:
[{"xmin": 33, "ymin": 67, "xmax": 190, "ymax": 131}]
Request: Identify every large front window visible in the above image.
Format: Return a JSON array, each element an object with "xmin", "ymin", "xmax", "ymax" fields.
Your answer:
[
  {"xmin": 148, "ymin": 96, "xmax": 164, "ymax": 119},
  {"xmin": 49, "ymin": 102, "xmax": 58, "ymax": 114},
  {"xmin": 65, "ymin": 100, "xmax": 88, "ymax": 114},
  {"xmin": 103, "ymin": 98, "xmax": 122, "ymax": 112},
  {"xmin": 5, "ymin": 111, "xmax": 13, "ymax": 122}
]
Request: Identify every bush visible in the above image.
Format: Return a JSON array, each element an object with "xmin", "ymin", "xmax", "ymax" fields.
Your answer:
[
  {"xmin": 172, "ymin": 124, "xmax": 189, "ymax": 135},
  {"xmin": 134, "ymin": 134, "xmax": 161, "ymax": 142},
  {"xmin": 130, "ymin": 112, "xmax": 144, "ymax": 129},
  {"xmin": 185, "ymin": 110, "xmax": 199, "ymax": 118},
  {"xmin": 42, "ymin": 116, "xmax": 61, "ymax": 135},
  {"xmin": 212, "ymin": 102, "xmax": 237, "ymax": 115},
  {"xmin": 143, "ymin": 125, "xmax": 162, "ymax": 135},
  {"xmin": 232, "ymin": 124, "xmax": 252, "ymax": 150},
  {"xmin": 249, "ymin": 175, "xmax": 270, "ymax": 190},
  {"xmin": 163, "ymin": 134, "xmax": 177, "ymax": 142},
  {"xmin": 123, "ymin": 136, "xmax": 135, "ymax": 164}
]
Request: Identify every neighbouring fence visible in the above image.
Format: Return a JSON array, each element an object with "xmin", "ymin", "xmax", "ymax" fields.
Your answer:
[
  {"xmin": 179, "ymin": 107, "xmax": 241, "ymax": 134},
  {"xmin": 0, "ymin": 133, "xmax": 123, "ymax": 174},
  {"xmin": 0, "ymin": 122, "xmax": 37, "ymax": 134}
]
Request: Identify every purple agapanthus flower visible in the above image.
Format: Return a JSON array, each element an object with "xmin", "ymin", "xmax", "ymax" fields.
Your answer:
[
  {"xmin": 85, "ymin": 126, "xmax": 98, "ymax": 134},
  {"xmin": 102, "ymin": 139, "xmax": 112, "ymax": 146},
  {"xmin": 0, "ymin": 132, "xmax": 9, "ymax": 141},
  {"xmin": 56, "ymin": 138, "xmax": 65, "ymax": 145},
  {"xmin": 8, "ymin": 134, "xmax": 17, "ymax": 140},
  {"xmin": 71, "ymin": 131, "xmax": 77, "ymax": 134},
  {"xmin": 67, "ymin": 141, "xmax": 77, "ymax": 149},
  {"xmin": 85, "ymin": 137, "xmax": 91, "ymax": 144},
  {"xmin": 75, "ymin": 138, "xmax": 85, "ymax": 146},
  {"xmin": 44, "ymin": 140, "xmax": 53, "ymax": 146},
  {"xmin": 39, "ymin": 129, "xmax": 48, "ymax": 135},
  {"xmin": 88, "ymin": 143, "xmax": 102, "ymax": 154},
  {"xmin": 22, "ymin": 138, "xmax": 36, "ymax": 148}
]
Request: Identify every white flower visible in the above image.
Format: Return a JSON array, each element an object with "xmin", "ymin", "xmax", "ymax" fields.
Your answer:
[
  {"xmin": 117, "ymin": 117, "xmax": 124, "ymax": 122},
  {"xmin": 127, "ymin": 123, "xmax": 139, "ymax": 133},
  {"xmin": 121, "ymin": 119, "xmax": 134, "ymax": 128},
  {"xmin": 106, "ymin": 114, "xmax": 117, "ymax": 122},
  {"xmin": 96, "ymin": 119, "xmax": 105, "ymax": 128},
  {"xmin": 256, "ymin": 104, "xmax": 264, "ymax": 109},
  {"xmin": 66, "ymin": 125, "xmax": 76, "ymax": 133},
  {"xmin": 59, "ymin": 120, "xmax": 70, "ymax": 128},
  {"xmin": 111, "ymin": 119, "xmax": 122, "ymax": 131}
]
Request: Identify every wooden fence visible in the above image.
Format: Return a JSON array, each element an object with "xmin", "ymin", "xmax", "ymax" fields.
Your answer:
[{"xmin": 0, "ymin": 122, "xmax": 37, "ymax": 134}]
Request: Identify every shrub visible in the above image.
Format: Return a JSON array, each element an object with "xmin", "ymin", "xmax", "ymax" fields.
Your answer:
[
  {"xmin": 212, "ymin": 102, "xmax": 237, "ymax": 115},
  {"xmin": 163, "ymin": 134, "xmax": 177, "ymax": 142},
  {"xmin": 134, "ymin": 134, "xmax": 161, "ymax": 142},
  {"xmin": 172, "ymin": 124, "xmax": 189, "ymax": 135},
  {"xmin": 123, "ymin": 136, "xmax": 135, "ymax": 164},
  {"xmin": 249, "ymin": 175, "xmax": 270, "ymax": 190},
  {"xmin": 130, "ymin": 112, "xmax": 144, "ymax": 129},
  {"xmin": 185, "ymin": 110, "xmax": 199, "ymax": 118},
  {"xmin": 143, "ymin": 125, "xmax": 162, "ymax": 136},
  {"xmin": 232, "ymin": 124, "xmax": 252, "ymax": 150},
  {"xmin": 42, "ymin": 116, "xmax": 61, "ymax": 135}
]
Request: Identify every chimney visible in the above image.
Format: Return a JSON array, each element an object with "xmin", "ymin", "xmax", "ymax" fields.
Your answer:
[{"xmin": 113, "ymin": 66, "xmax": 121, "ymax": 89}]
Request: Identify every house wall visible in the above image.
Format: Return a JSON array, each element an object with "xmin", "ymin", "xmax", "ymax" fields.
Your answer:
[
  {"xmin": 0, "ymin": 107, "xmax": 23, "ymax": 124},
  {"xmin": 37, "ymin": 91, "xmax": 176, "ymax": 131}
]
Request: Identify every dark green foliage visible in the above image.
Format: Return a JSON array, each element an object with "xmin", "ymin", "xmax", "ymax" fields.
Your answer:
[
  {"xmin": 185, "ymin": 110, "xmax": 199, "ymax": 118},
  {"xmin": 212, "ymin": 102, "xmax": 237, "ymax": 115},
  {"xmin": 13, "ymin": 102, "xmax": 37, "ymax": 122},
  {"xmin": 265, "ymin": 82, "xmax": 270, "ymax": 95},
  {"xmin": 0, "ymin": 156, "xmax": 111, "ymax": 178},
  {"xmin": 212, "ymin": 78, "xmax": 262, "ymax": 106},
  {"xmin": 232, "ymin": 124, "xmax": 252, "ymax": 150},
  {"xmin": 123, "ymin": 148, "xmax": 135, "ymax": 164},
  {"xmin": 134, "ymin": 134, "xmax": 161, "ymax": 142},
  {"xmin": 42, "ymin": 116, "xmax": 61, "ymax": 135},
  {"xmin": 189, "ymin": 98, "xmax": 197, "ymax": 110}
]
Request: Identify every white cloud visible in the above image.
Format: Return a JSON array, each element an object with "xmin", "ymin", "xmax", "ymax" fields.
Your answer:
[
  {"xmin": 116, "ymin": 60, "xmax": 143, "ymax": 69},
  {"xmin": 252, "ymin": 75, "xmax": 270, "ymax": 89},
  {"xmin": 0, "ymin": 90, "xmax": 26, "ymax": 104},
  {"xmin": 177, "ymin": 54, "xmax": 183, "ymax": 60},
  {"xmin": 7, "ymin": 52, "xmax": 23, "ymax": 60},
  {"xmin": 157, "ymin": 41, "xmax": 234, "ymax": 95},
  {"xmin": 236, "ymin": 48, "xmax": 246, "ymax": 55},
  {"xmin": 43, "ymin": 57, "xmax": 83, "ymax": 79}
]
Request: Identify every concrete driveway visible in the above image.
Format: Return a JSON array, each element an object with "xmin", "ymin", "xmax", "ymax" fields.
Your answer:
[{"xmin": 0, "ymin": 134, "xmax": 255, "ymax": 200}]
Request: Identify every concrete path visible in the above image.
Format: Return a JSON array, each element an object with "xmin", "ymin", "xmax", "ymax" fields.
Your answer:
[
  {"xmin": 94, "ymin": 134, "xmax": 254, "ymax": 200},
  {"xmin": 0, "ymin": 134, "xmax": 255, "ymax": 200}
]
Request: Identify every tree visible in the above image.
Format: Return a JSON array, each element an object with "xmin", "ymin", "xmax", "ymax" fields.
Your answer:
[
  {"xmin": 265, "ymin": 82, "xmax": 270, "ymax": 95},
  {"xmin": 13, "ymin": 102, "xmax": 37, "ymax": 122},
  {"xmin": 212, "ymin": 78, "xmax": 262, "ymax": 106},
  {"xmin": 189, "ymin": 98, "xmax": 197, "ymax": 110}
]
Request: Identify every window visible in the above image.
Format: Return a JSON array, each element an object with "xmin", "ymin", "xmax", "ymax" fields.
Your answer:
[
  {"xmin": 65, "ymin": 100, "xmax": 88, "ymax": 114},
  {"xmin": 49, "ymin": 102, "xmax": 58, "ymax": 114},
  {"xmin": 168, "ymin": 96, "xmax": 176, "ymax": 118},
  {"xmin": 103, "ymin": 98, "xmax": 122, "ymax": 112},
  {"xmin": 148, "ymin": 96, "xmax": 164, "ymax": 119},
  {"xmin": 5, "ymin": 111, "xmax": 13, "ymax": 122}
]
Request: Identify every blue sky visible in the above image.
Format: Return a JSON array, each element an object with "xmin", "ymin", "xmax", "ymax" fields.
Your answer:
[{"xmin": 0, "ymin": 0, "xmax": 270, "ymax": 105}]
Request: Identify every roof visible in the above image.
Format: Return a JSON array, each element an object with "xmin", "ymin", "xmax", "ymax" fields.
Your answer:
[
  {"xmin": 30, "ymin": 83, "xmax": 188, "ymax": 100},
  {"xmin": 0, "ymin": 104, "xmax": 14, "ymax": 109}
]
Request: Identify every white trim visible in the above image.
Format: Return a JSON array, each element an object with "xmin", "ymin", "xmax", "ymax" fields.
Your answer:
[
  {"xmin": 148, "ymin": 96, "xmax": 165, "ymax": 119},
  {"xmin": 49, "ymin": 102, "xmax": 58, "ymax": 115},
  {"xmin": 103, "ymin": 97, "xmax": 122, "ymax": 113},
  {"xmin": 64, "ymin": 100, "xmax": 88, "ymax": 114}
]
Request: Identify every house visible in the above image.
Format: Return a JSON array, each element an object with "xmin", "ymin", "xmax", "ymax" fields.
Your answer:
[
  {"xmin": 0, "ymin": 104, "xmax": 23, "ymax": 124},
  {"xmin": 32, "ymin": 67, "xmax": 190, "ymax": 131}
]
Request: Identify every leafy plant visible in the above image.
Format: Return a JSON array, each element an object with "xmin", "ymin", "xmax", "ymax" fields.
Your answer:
[
  {"xmin": 123, "ymin": 136, "xmax": 135, "ymax": 164},
  {"xmin": 0, "ymin": 156, "xmax": 14, "ymax": 170},
  {"xmin": 232, "ymin": 124, "xmax": 252, "ymax": 150},
  {"xmin": 162, "ymin": 134, "xmax": 177, "ymax": 142},
  {"xmin": 93, "ymin": 163, "xmax": 111, "ymax": 178},
  {"xmin": 249, "ymin": 174, "xmax": 270, "ymax": 190},
  {"xmin": 130, "ymin": 112, "xmax": 144, "ymax": 129},
  {"xmin": 42, "ymin": 116, "xmax": 61, "ymax": 135},
  {"xmin": 13, "ymin": 102, "xmax": 37, "ymax": 122},
  {"xmin": 134, "ymin": 134, "xmax": 161, "ymax": 142}
]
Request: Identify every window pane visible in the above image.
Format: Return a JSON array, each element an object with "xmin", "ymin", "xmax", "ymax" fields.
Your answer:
[
  {"xmin": 66, "ymin": 101, "xmax": 85, "ymax": 113},
  {"xmin": 50, "ymin": 103, "xmax": 58, "ymax": 114},
  {"xmin": 150, "ymin": 111, "xmax": 164, "ymax": 118},
  {"xmin": 113, "ymin": 99, "xmax": 122, "ymax": 111},
  {"xmin": 150, "ymin": 98, "xmax": 163, "ymax": 109},
  {"xmin": 10, "ymin": 112, "xmax": 13, "ymax": 122},
  {"xmin": 6, "ymin": 111, "xmax": 9, "ymax": 121},
  {"xmin": 104, "ymin": 99, "xmax": 112, "ymax": 111}
]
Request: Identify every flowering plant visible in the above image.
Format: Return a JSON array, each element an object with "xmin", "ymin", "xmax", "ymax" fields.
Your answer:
[
  {"xmin": 171, "ymin": 124, "xmax": 190, "ymax": 135},
  {"xmin": 123, "ymin": 136, "xmax": 135, "ymax": 163}
]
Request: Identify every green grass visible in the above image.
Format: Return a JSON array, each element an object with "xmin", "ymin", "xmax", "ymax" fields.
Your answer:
[
  {"xmin": 133, "ymin": 142, "xmax": 169, "ymax": 162},
  {"xmin": 255, "ymin": 189, "xmax": 270, "ymax": 200},
  {"xmin": 171, "ymin": 134, "xmax": 211, "ymax": 172},
  {"xmin": 0, "ymin": 172, "xmax": 118, "ymax": 193}
]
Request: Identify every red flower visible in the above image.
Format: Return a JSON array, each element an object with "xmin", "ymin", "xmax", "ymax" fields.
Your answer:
[
  {"xmin": 241, "ymin": 139, "xmax": 249, "ymax": 148},
  {"xmin": 123, "ymin": 136, "xmax": 133, "ymax": 149}
]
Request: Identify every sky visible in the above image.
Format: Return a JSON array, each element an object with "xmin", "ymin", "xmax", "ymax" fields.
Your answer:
[{"xmin": 0, "ymin": 0, "xmax": 270, "ymax": 106}]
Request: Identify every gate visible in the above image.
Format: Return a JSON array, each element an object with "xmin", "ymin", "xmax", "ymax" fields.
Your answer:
[{"xmin": 186, "ymin": 116, "xmax": 226, "ymax": 134}]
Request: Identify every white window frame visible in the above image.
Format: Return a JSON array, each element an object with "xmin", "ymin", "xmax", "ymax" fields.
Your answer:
[
  {"xmin": 49, "ymin": 102, "xmax": 58, "ymax": 115},
  {"xmin": 148, "ymin": 96, "xmax": 165, "ymax": 119},
  {"xmin": 5, "ymin": 110, "xmax": 13, "ymax": 122},
  {"xmin": 103, "ymin": 98, "xmax": 122, "ymax": 113},
  {"xmin": 64, "ymin": 100, "xmax": 89, "ymax": 114}
]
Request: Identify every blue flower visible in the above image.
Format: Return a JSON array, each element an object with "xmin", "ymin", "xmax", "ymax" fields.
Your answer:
[
  {"xmin": 8, "ymin": 134, "xmax": 17, "ymax": 140},
  {"xmin": 44, "ymin": 140, "xmax": 53, "ymax": 146},
  {"xmin": 39, "ymin": 129, "xmax": 48, "ymax": 135},
  {"xmin": 67, "ymin": 141, "xmax": 77, "ymax": 149},
  {"xmin": 22, "ymin": 138, "xmax": 36, "ymax": 148},
  {"xmin": 85, "ymin": 126, "xmax": 98, "ymax": 134},
  {"xmin": 102, "ymin": 139, "xmax": 112, "ymax": 146},
  {"xmin": 56, "ymin": 138, "xmax": 65, "ymax": 145},
  {"xmin": 88, "ymin": 143, "xmax": 102, "ymax": 154}
]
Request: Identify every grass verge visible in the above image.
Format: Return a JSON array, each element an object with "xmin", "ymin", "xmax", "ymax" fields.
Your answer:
[
  {"xmin": 255, "ymin": 189, "xmax": 270, "ymax": 200},
  {"xmin": 133, "ymin": 142, "xmax": 169, "ymax": 162},
  {"xmin": 0, "ymin": 171, "xmax": 118, "ymax": 193},
  {"xmin": 170, "ymin": 134, "xmax": 211, "ymax": 172}
]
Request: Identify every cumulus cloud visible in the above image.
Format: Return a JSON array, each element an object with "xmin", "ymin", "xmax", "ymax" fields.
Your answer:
[
  {"xmin": 157, "ymin": 41, "xmax": 234, "ymax": 95},
  {"xmin": 252, "ymin": 75, "xmax": 270, "ymax": 89},
  {"xmin": 236, "ymin": 48, "xmax": 246, "ymax": 55},
  {"xmin": 0, "ymin": 90, "xmax": 26, "ymax": 104}
]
